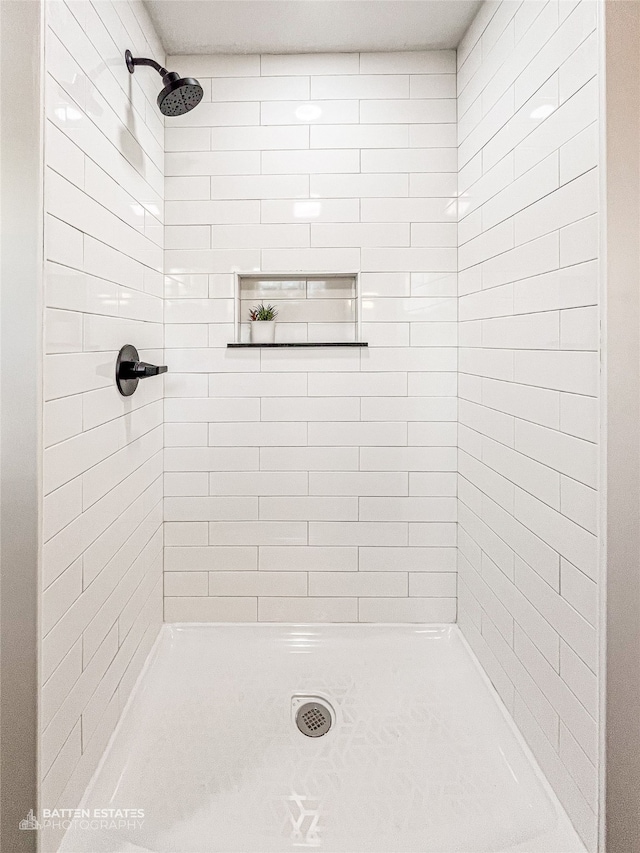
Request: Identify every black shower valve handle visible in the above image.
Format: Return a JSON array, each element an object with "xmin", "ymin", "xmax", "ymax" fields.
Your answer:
[
  {"xmin": 116, "ymin": 345, "xmax": 167, "ymax": 397},
  {"xmin": 124, "ymin": 360, "xmax": 168, "ymax": 379}
]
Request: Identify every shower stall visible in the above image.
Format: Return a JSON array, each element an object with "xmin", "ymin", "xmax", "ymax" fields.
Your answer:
[{"xmin": 1, "ymin": 0, "xmax": 638, "ymax": 851}]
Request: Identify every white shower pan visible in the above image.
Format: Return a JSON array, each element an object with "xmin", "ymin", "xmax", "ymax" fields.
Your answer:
[{"xmin": 60, "ymin": 624, "xmax": 585, "ymax": 853}]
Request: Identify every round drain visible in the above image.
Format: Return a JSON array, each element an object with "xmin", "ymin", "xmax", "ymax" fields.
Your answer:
[{"xmin": 296, "ymin": 701, "xmax": 332, "ymax": 737}]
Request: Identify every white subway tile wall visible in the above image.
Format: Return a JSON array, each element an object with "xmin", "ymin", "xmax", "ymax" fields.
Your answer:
[
  {"xmin": 164, "ymin": 49, "xmax": 458, "ymax": 624},
  {"xmin": 456, "ymin": 2, "xmax": 599, "ymax": 850},
  {"xmin": 42, "ymin": 0, "xmax": 164, "ymax": 841}
]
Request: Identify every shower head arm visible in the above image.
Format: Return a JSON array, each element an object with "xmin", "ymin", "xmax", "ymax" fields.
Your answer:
[{"xmin": 125, "ymin": 50, "xmax": 168, "ymax": 78}]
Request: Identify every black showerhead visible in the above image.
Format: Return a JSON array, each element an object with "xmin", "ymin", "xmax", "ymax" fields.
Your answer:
[
  {"xmin": 156, "ymin": 71, "xmax": 204, "ymax": 117},
  {"xmin": 125, "ymin": 50, "xmax": 203, "ymax": 117}
]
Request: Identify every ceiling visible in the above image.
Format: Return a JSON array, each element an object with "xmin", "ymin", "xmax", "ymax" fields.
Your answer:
[{"xmin": 145, "ymin": 1, "xmax": 482, "ymax": 55}]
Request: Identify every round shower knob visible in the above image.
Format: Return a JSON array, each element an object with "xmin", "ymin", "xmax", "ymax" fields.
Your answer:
[{"xmin": 116, "ymin": 344, "xmax": 167, "ymax": 397}]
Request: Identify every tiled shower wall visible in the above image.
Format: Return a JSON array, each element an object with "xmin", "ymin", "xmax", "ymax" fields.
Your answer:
[
  {"xmin": 163, "ymin": 50, "xmax": 459, "ymax": 622},
  {"xmin": 456, "ymin": 1, "xmax": 599, "ymax": 849},
  {"xmin": 41, "ymin": 0, "xmax": 164, "ymax": 840}
]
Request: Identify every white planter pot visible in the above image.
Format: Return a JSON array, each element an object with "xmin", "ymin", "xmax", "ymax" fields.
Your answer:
[{"xmin": 250, "ymin": 320, "xmax": 276, "ymax": 344}]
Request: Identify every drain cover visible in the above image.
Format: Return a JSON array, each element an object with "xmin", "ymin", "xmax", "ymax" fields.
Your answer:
[{"xmin": 296, "ymin": 701, "xmax": 332, "ymax": 737}]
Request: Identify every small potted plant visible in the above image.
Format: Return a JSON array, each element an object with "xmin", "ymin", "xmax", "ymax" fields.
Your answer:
[{"xmin": 249, "ymin": 302, "xmax": 278, "ymax": 344}]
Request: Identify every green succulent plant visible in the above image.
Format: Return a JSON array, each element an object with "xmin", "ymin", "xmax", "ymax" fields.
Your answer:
[{"xmin": 249, "ymin": 302, "xmax": 279, "ymax": 321}]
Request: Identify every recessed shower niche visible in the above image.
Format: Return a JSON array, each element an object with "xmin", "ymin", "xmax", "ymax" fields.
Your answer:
[{"xmin": 228, "ymin": 272, "xmax": 367, "ymax": 347}]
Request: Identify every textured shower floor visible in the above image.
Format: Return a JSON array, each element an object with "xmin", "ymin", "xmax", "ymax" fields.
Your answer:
[{"xmin": 60, "ymin": 624, "xmax": 585, "ymax": 853}]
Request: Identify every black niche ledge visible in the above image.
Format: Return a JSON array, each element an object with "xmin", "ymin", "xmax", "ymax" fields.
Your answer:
[{"xmin": 227, "ymin": 342, "xmax": 368, "ymax": 348}]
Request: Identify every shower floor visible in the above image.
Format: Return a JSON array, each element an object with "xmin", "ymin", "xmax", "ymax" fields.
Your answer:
[{"xmin": 60, "ymin": 624, "xmax": 585, "ymax": 853}]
